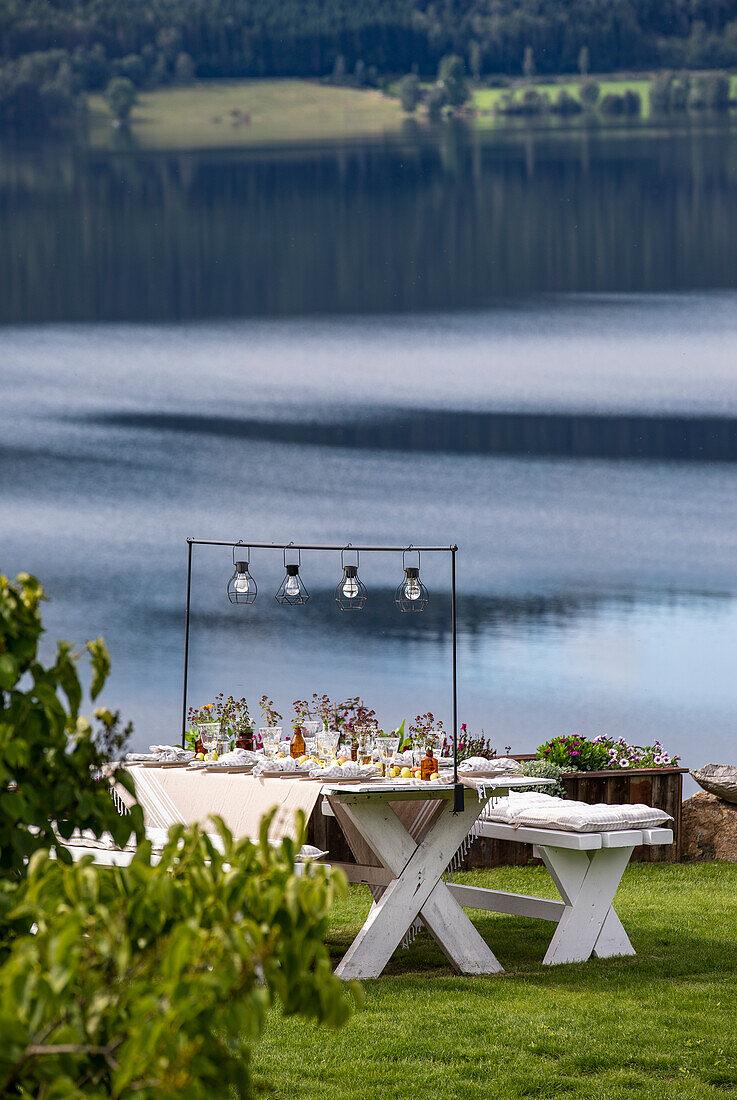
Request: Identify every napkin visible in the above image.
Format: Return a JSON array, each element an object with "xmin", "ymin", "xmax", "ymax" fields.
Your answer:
[
  {"xmin": 213, "ymin": 748, "xmax": 260, "ymax": 766},
  {"xmin": 459, "ymin": 756, "xmax": 522, "ymax": 774}
]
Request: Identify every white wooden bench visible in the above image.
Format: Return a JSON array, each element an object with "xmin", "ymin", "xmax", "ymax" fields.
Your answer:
[{"xmin": 454, "ymin": 819, "xmax": 673, "ymax": 966}]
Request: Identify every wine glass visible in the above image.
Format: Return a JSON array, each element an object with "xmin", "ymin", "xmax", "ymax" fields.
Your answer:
[
  {"xmin": 385, "ymin": 734, "xmax": 400, "ymax": 778},
  {"xmin": 197, "ymin": 720, "xmax": 220, "ymax": 757},
  {"xmin": 303, "ymin": 720, "xmax": 321, "ymax": 756},
  {"xmin": 319, "ymin": 728, "xmax": 341, "ymax": 762},
  {"xmin": 259, "ymin": 726, "xmax": 282, "ymax": 759}
]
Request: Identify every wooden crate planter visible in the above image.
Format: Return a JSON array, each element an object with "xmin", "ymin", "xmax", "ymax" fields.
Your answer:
[{"xmin": 464, "ymin": 766, "xmax": 687, "ymax": 868}]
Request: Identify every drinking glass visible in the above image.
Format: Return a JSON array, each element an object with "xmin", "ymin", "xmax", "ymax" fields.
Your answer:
[
  {"xmin": 319, "ymin": 728, "xmax": 341, "ymax": 762},
  {"xmin": 378, "ymin": 735, "xmax": 400, "ymax": 777},
  {"xmin": 197, "ymin": 721, "xmax": 220, "ymax": 756},
  {"xmin": 259, "ymin": 726, "xmax": 282, "ymax": 759},
  {"xmin": 355, "ymin": 724, "xmax": 374, "ymax": 765}
]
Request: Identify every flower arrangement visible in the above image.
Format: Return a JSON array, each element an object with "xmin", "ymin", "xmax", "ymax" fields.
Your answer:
[
  {"xmin": 186, "ymin": 695, "xmax": 252, "ymax": 742},
  {"xmin": 600, "ymin": 736, "xmax": 680, "ymax": 769},
  {"xmin": 443, "ymin": 722, "xmax": 497, "ymax": 763},
  {"xmin": 292, "ymin": 694, "xmax": 377, "ymax": 734},
  {"xmin": 410, "ymin": 712, "xmax": 445, "ymax": 749},
  {"xmin": 537, "ymin": 734, "xmax": 680, "ymax": 771},
  {"xmin": 537, "ymin": 734, "xmax": 610, "ymax": 771},
  {"xmin": 259, "ymin": 694, "xmax": 283, "ymax": 727}
]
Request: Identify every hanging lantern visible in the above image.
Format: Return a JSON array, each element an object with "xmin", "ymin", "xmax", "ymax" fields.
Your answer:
[
  {"xmin": 275, "ymin": 546, "xmax": 310, "ymax": 605},
  {"xmin": 334, "ymin": 547, "xmax": 368, "ymax": 611},
  {"xmin": 227, "ymin": 545, "xmax": 257, "ymax": 604},
  {"xmin": 394, "ymin": 548, "xmax": 429, "ymax": 612}
]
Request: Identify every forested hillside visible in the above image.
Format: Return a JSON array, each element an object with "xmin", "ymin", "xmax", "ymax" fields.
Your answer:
[{"xmin": 2, "ymin": 0, "xmax": 737, "ymax": 82}]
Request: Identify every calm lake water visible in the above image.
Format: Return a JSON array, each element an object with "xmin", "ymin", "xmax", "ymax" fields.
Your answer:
[{"xmin": 2, "ymin": 123, "xmax": 737, "ymax": 776}]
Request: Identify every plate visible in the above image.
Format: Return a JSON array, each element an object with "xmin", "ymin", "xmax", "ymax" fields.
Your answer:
[
  {"xmin": 141, "ymin": 760, "xmax": 191, "ymax": 768},
  {"xmin": 203, "ymin": 764, "xmax": 256, "ymax": 774},
  {"xmin": 307, "ymin": 774, "xmax": 381, "ymax": 784},
  {"xmin": 459, "ymin": 771, "xmax": 519, "ymax": 780}
]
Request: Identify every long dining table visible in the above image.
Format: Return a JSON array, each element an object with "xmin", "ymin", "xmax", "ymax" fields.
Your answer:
[{"xmin": 116, "ymin": 764, "xmax": 555, "ymax": 977}]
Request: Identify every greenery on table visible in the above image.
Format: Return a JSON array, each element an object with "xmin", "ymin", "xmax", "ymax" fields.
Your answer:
[{"xmin": 255, "ymin": 861, "xmax": 737, "ymax": 1100}]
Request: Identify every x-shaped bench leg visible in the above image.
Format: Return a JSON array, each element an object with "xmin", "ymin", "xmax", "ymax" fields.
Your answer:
[
  {"xmin": 334, "ymin": 798, "xmax": 503, "ymax": 979},
  {"xmin": 538, "ymin": 845, "xmax": 636, "ymax": 965}
]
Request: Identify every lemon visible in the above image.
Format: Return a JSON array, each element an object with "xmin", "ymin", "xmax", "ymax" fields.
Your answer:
[
  {"xmin": 429, "ymin": 772, "xmax": 440, "ymax": 782},
  {"xmin": 400, "ymin": 767, "xmax": 412, "ymax": 779}
]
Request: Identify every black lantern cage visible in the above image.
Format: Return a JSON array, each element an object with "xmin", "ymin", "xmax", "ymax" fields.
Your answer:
[
  {"xmin": 227, "ymin": 544, "xmax": 257, "ymax": 604},
  {"xmin": 275, "ymin": 546, "xmax": 310, "ymax": 606},
  {"xmin": 394, "ymin": 549, "xmax": 429, "ymax": 613},
  {"xmin": 181, "ymin": 539, "xmax": 463, "ymax": 809},
  {"xmin": 335, "ymin": 547, "xmax": 368, "ymax": 611}
]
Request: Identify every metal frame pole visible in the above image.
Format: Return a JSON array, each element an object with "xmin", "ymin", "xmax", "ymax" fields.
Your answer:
[
  {"xmin": 181, "ymin": 538, "xmax": 193, "ymax": 747},
  {"xmin": 451, "ymin": 545, "xmax": 464, "ymax": 813}
]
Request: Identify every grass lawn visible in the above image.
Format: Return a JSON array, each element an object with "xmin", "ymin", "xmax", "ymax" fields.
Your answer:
[
  {"xmin": 474, "ymin": 78, "xmax": 653, "ymax": 118},
  {"xmin": 88, "ymin": 79, "xmax": 404, "ymax": 150},
  {"xmin": 255, "ymin": 862, "xmax": 737, "ymax": 1099}
]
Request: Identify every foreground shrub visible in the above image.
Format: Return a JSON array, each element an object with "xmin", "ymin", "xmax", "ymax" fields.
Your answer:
[
  {"xmin": 0, "ymin": 572, "xmax": 142, "ymax": 888},
  {"xmin": 0, "ymin": 814, "xmax": 358, "ymax": 1098},
  {"xmin": 0, "ymin": 572, "xmax": 358, "ymax": 1096}
]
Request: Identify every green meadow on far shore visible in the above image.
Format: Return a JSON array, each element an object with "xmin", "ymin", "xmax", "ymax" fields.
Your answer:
[
  {"xmin": 474, "ymin": 77, "xmax": 653, "ymax": 118},
  {"xmin": 256, "ymin": 862, "xmax": 737, "ymax": 1100},
  {"xmin": 89, "ymin": 72, "xmax": 737, "ymax": 151},
  {"xmin": 86, "ymin": 71, "xmax": 720, "ymax": 151},
  {"xmin": 88, "ymin": 79, "xmax": 406, "ymax": 150}
]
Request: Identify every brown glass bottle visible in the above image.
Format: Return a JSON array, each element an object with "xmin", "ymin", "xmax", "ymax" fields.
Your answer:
[
  {"xmin": 420, "ymin": 749, "xmax": 437, "ymax": 781},
  {"xmin": 291, "ymin": 726, "xmax": 306, "ymax": 758},
  {"xmin": 350, "ymin": 737, "xmax": 358, "ymax": 762},
  {"xmin": 236, "ymin": 730, "xmax": 254, "ymax": 751},
  {"xmin": 195, "ymin": 736, "xmax": 204, "ymax": 755}
]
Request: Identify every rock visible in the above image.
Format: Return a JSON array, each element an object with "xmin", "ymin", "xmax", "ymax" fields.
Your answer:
[
  {"xmin": 681, "ymin": 791, "xmax": 737, "ymax": 861},
  {"xmin": 691, "ymin": 764, "xmax": 737, "ymax": 804}
]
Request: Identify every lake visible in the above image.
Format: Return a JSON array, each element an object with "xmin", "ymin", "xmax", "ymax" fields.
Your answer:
[{"xmin": 2, "ymin": 122, "xmax": 737, "ymax": 777}]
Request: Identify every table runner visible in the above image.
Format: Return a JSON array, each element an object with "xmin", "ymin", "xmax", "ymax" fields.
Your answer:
[{"xmin": 117, "ymin": 767, "xmax": 324, "ymax": 842}]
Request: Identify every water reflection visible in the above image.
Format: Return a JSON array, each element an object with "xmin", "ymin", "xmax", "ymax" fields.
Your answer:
[
  {"xmin": 3, "ymin": 123, "xmax": 737, "ymax": 323},
  {"xmin": 88, "ymin": 407, "xmax": 737, "ymax": 462}
]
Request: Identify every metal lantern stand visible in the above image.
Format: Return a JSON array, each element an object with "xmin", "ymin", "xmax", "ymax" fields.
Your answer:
[{"xmin": 181, "ymin": 539, "xmax": 464, "ymax": 811}]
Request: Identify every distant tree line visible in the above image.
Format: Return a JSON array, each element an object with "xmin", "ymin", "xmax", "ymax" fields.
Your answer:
[{"xmin": 2, "ymin": 0, "xmax": 737, "ymax": 131}]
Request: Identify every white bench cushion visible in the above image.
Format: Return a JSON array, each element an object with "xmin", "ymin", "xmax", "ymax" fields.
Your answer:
[{"xmin": 484, "ymin": 792, "xmax": 672, "ymax": 833}]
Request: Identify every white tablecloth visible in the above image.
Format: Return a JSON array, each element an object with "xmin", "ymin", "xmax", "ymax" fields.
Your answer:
[{"xmin": 118, "ymin": 766, "xmax": 324, "ymax": 842}]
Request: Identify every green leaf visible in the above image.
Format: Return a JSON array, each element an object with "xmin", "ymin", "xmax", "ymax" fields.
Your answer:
[
  {"xmin": 0, "ymin": 653, "xmax": 18, "ymax": 690},
  {"xmin": 86, "ymin": 638, "xmax": 110, "ymax": 700}
]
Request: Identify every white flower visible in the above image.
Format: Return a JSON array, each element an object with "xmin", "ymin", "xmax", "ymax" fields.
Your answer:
[{"xmin": 619, "ymin": 757, "xmax": 630, "ymax": 768}]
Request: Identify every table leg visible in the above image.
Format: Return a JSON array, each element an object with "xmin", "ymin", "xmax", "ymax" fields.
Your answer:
[
  {"xmin": 334, "ymin": 798, "xmax": 503, "ymax": 979},
  {"xmin": 539, "ymin": 845, "xmax": 635, "ymax": 965}
]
